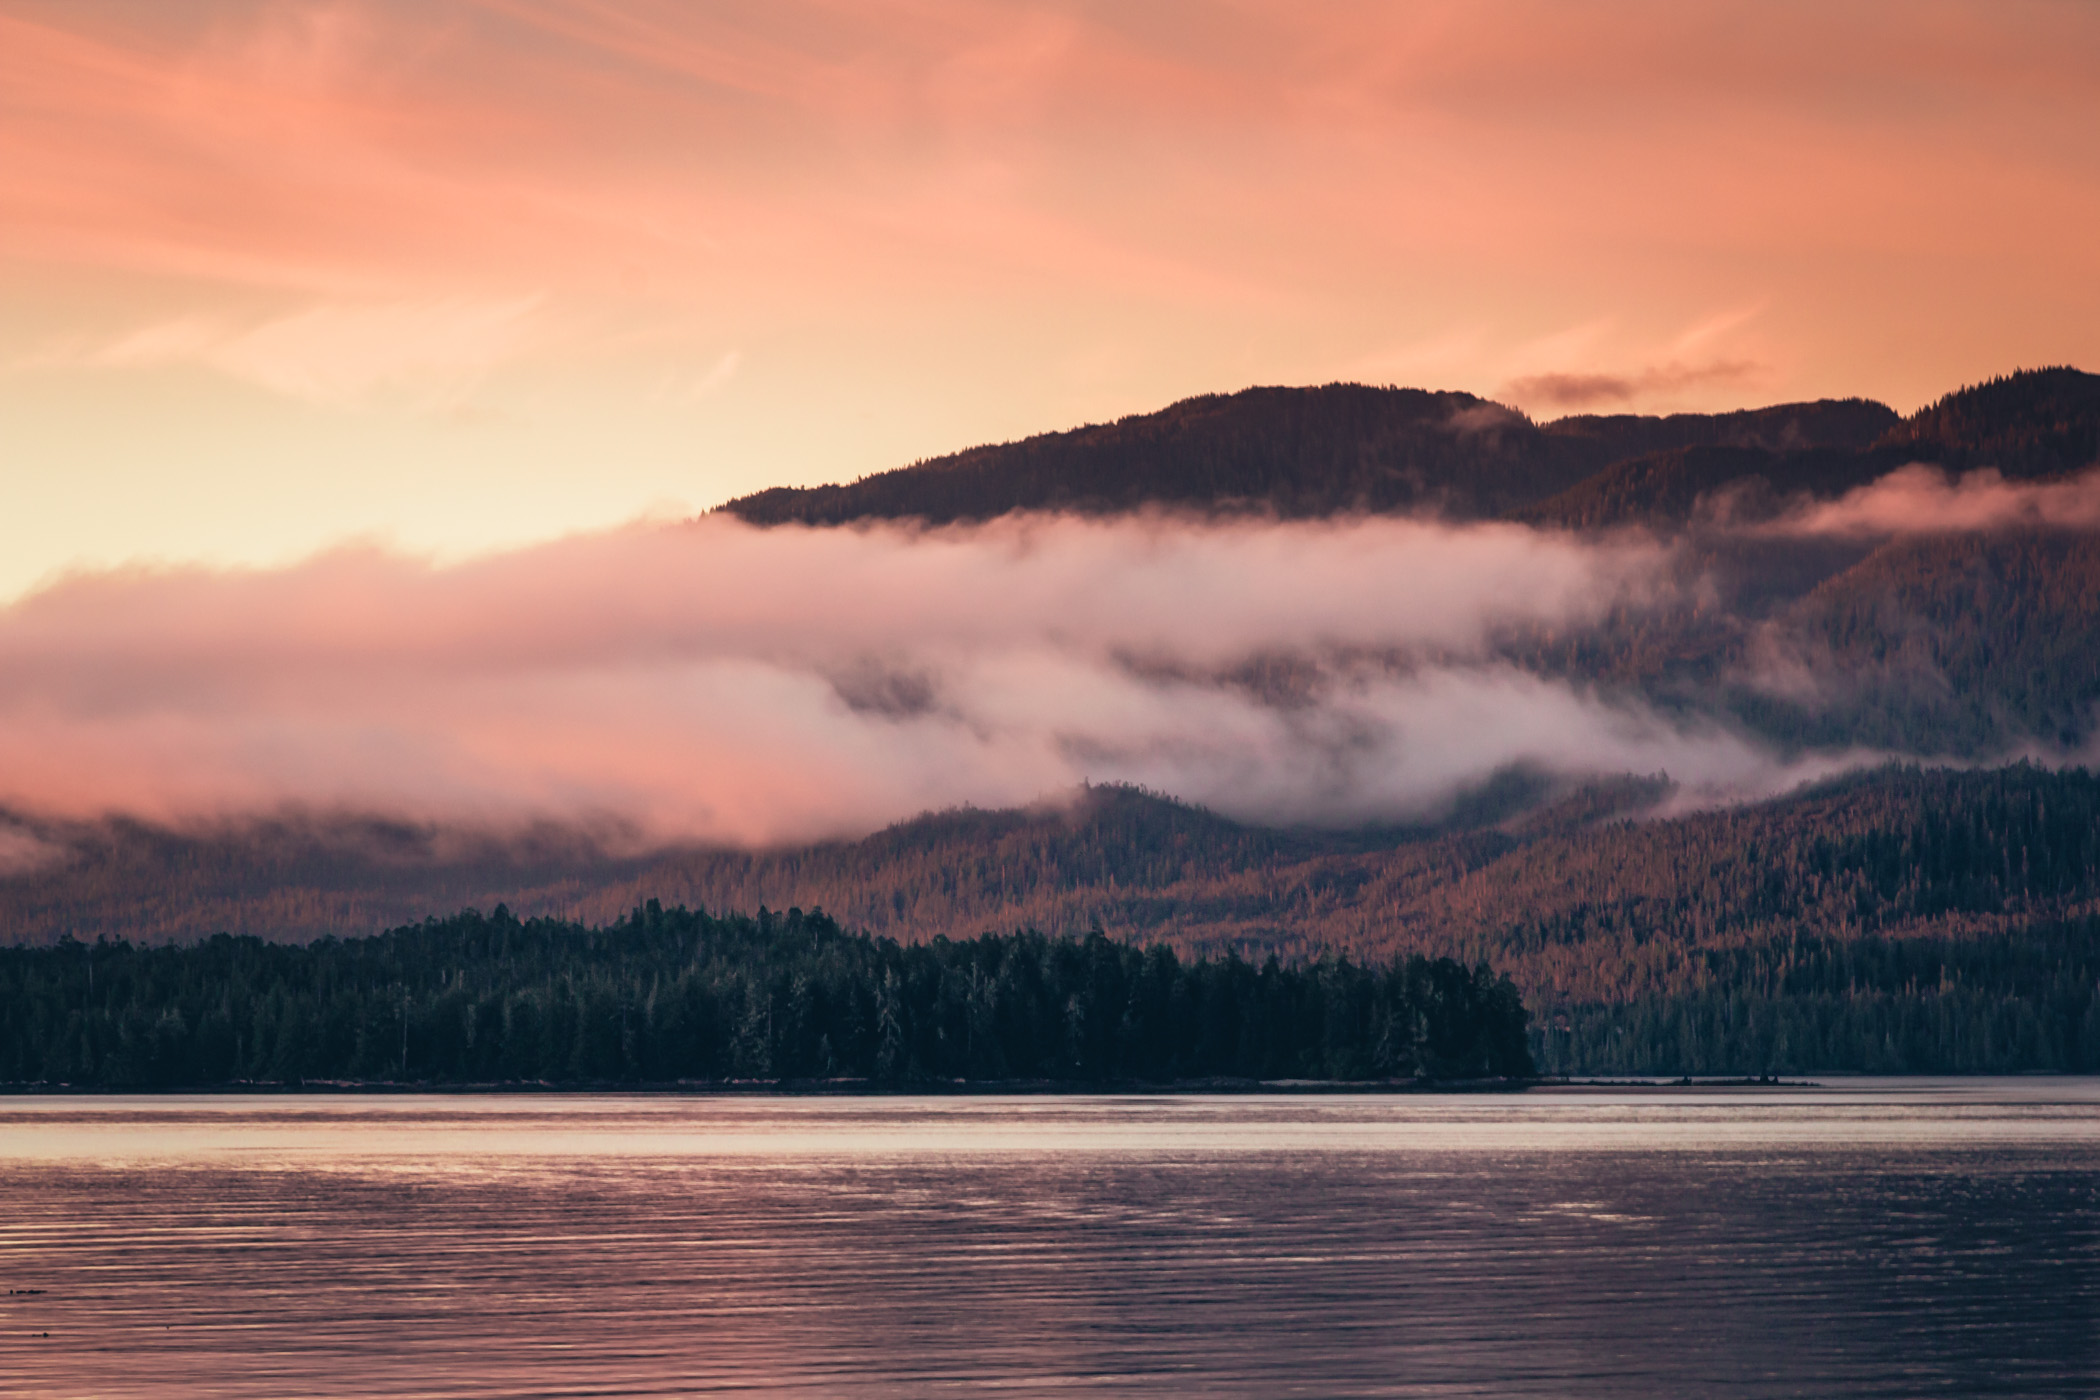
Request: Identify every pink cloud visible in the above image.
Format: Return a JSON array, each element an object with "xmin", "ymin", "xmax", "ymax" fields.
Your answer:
[
  {"xmin": 0, "ymin": 512, "xmax": 1726, "ymax": 841},
  {"xmin": 1503, "ymin": 359, "xmax": 1765, "ymax": 411},
  {"xmin": 1, "ymin": 463, "xmax": 2072, "ymax": 846},
  {"xmin": 5, "ymin": 1, "xmax": 2097, "ymax": 370},
  {"xmin": 41, "ymin": 296, "xmax": 545, "ymax": 404},
  {"xmin": 1780, "ymin": 464, "xmax": 2100, "ymax": 535}
]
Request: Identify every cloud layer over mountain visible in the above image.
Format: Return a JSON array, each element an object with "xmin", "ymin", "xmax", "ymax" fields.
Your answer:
[{"xmin": 9, "ymin": 485, "xmax": 2030, "ymax": 845}]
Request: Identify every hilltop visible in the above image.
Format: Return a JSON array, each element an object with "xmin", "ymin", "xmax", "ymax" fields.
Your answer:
[
  {"xmin": 6, "ymin": 365, "xmax": 2100, "ymax": 1076},
  {"xmin": 6, "ymin": 767, "xmax": 2098, "ymax": 1074},
  {"xmin": 721, "ymin": 384, "xmax": 1904, "ymax": 526},
  {"xmin": 722, "ymin": 369, "xmax": 2097, "ymax": 534}
]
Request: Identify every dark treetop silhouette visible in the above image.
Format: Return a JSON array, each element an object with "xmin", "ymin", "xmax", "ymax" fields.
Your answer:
[{"xmin": 0, "ymin": 905, "xmax": 1533, "ymax": 1088}]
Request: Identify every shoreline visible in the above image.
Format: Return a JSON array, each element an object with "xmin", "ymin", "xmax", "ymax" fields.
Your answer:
[{"xmin": 0, "ymin": 1074, "xmax": 1894, "ymax": 1096}]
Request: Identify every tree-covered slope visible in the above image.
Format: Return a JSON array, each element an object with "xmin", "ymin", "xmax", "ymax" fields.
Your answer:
[
  {"xmin": 724, "ymin": 385, "xmax": 1604, "ymax": 524},
  {"xmin": 1540, "ymin": 398, "xmax": 1899, "ymax": 460},
  {"xmin": 1732, "ymin": 529, "xmax": 2100, "ymax": 753},
  {"xmin": 1874, "ymin": 366, "xmax": 2100, "ymax": 478},
  {"xmin": 1516, "ymin": 444, "xmax": 1880, "ymax": 531},
  {"xmin": 7, "ymin": 367, "xmax": 2100, "ymax": 1078},
  {"xmin": 720, "ymin": 385, "xmax": 1902, "ymax": 527},
  {"xmin": 0, "ymin": 907, "xmax": 1534, "ymax": 1087},
  {"xmin": 1492, "ymin": 527, "xmax": 2100, "ymax": 757},
  {"xmin": 6, "ymin": 767, "xmax": 2098, "ymax": 1074},
  {"xmin": 722, "ymin": 369, "xmax": 2093, "ymax": 533}
]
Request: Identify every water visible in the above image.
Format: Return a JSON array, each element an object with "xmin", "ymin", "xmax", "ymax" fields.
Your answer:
[{"xmin": 2, "ymin": 1082, "xmax": 2097, "ymax": 1397}]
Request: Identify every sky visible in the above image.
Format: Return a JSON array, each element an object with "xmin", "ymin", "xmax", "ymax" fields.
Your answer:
[
  {"xmin": 3, "ymin": 1, "xmax": 2099, "ymax": 845},
  {"xmin": 5, "ymin": 0, "xmax": 2100, "ymax": 599}
]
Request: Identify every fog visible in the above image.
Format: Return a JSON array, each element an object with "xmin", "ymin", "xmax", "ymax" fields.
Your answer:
[
  {"xmin": 0, "ymin": 482, "xmax": 2059, "ymax": 847},
  {"xmin": 1779, "ymin": 464, "xmax": 2100, "ymax": 535}
]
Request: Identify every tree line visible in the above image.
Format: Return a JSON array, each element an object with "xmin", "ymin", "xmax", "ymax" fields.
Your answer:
[
  {"xmin": 0, "ymin": 902, "xmax": 1534, "ymax": 1088},
  {"xmin": 1533, "ymin": 920, "xmax": 2100, "ymax": 1076},
  {"xmin": 4, "ymin": 766, "xmax": 2098, "ymax": 1076}
]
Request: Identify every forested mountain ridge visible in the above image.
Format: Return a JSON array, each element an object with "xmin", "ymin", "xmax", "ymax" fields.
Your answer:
[
  {"xmin": 726, "ymin": 385, "xmax": 1598, "ymax": 524},
  {"xmin": 6, "ymin": 366, "xmax": 2100, "ymax": 1078},
  {"xmin": 718, "ymin": 369, "xmax": 2094, "ymax": 530},
  {"xmin": 1735, "ymin": 529, "xmax": 2100, "ymax": 753},
  {"xmin": 6, "ymin": 767, "xmax": 2099, "ymax": 1073},
  {"xmin": 1874, "ymin": 366, "xmax": 2100, "ymax": 477},
  {"xmin": 1491, "ymin": 526, "xmax": 2100, "ymax": 757},
  {"xmin": 1543, "ymin": 398, "xmax": 1899, "ymax": 460},
  {"xmin": 1514, "ymin": 444, "xmax": 1879, "ymax": 531},
  {"xmin": 720, "ymin": 384, "xmax": 1906, "ymax": 527},
  {"xmin": 725, "ymin": 368, "xmax": 2100, "ymax": 758}
]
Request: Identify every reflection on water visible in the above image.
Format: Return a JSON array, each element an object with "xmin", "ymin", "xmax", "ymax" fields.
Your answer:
[{"xmin": 2, "ymin": 1083, "xmax": 2096, "ymax": 1397}]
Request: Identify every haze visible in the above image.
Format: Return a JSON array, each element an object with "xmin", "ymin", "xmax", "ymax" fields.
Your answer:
[{"xmin": 5, "ymin": 476, "xmax": 2093, "ymax": 844}]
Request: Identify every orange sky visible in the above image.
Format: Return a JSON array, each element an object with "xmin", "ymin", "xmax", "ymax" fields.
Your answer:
[{"xmin": 4, "ymin": 0, "xmax": 2099, "ymax": 598}]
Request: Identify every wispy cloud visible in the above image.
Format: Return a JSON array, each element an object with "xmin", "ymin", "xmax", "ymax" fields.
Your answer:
[
  {"xmin": 1777, "ymin": 464, "xmax": 2100, "ymax": 535},
  {"xmin": 1, "ymin": 454, "xmax": 2081, "ymax": 848},
  {"xmin": 0, "ymin": 500, "xmax": 1964, "ymax": 845},
  {"xmin": 1503, "ymin": 358, "xmax": 1765, "ymax": 412},
  {"xmin": 38, "ymin": 296, "xmax": 545, "ymax": 405},
  {"xmin": 653, "ymin": 348, "xmax": 742, "ymax": 403},
  {"xmin": 3, "ymin": 1, "xmax": 2094, "ymax": 420},
  {"xmin": 0, "ymin": 825, "xmax": 67, "ymax": 876},
  {"xmin": 0, "ymin": 511, "xmax": 1707, "ymax": 842},
  {"xmin": 1669, "ymin": 302, "xmax": 1768, "ymax": 356}
]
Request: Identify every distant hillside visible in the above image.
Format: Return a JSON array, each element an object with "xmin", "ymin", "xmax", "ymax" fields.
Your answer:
[
  {"xmin": 0, "ymin": 788, "xmax": 1415, "ymax": 951},
  {"xmin": 720, "ymin": 384, "xmax": 1901, "ymax": 527},
  {"xmin": 9, "ymin": 365, "xmax": 2100, "ymax": 1078},
  {"xmin": 0, "ymin": 814, "xmax": 662, "ymax": 949},
  {"xmin": 721, "ymin": 369, "xmax": 2097, "ymax": 532},
  {"xmin": 1543, "ymin": 398, "xmax": 1899, "ymax": 460},
  {"xmin": 1494, "ymin": 526, "xmax": 2100, "ymax": 757},
  {"xmin": 1516, "ymin": 444, "xmax": 1879, "ymax": 530},
  {"xmin": 1729, "ymin": 529, "xmax": 2100, "ymax": 753},
  {"xmin": 7, "ymin": 768, "xmax": 2099, "ymax": 1074},
  {"xmin": 725, "ymin": 385, "xmax": 1594, "ymax": 524},
  {"xmin": 1876, "ymin": 366, "xmax": 2100, "ymax": 478}
]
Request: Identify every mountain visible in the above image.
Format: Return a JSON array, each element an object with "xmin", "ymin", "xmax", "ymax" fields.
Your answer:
[
  {"xmin": 722, "ymin": 369, "xmax": 2097, "ymax": 532},
  {"xmin": 6, "ymin": 769, "xmax": 2098, "ymax": 1074},
  {"xmin": 7, "ymin": 365, "xmax": 2100, "ymax": 1078},
  {"xmin": 721, "ymin": 370, "xmax": 2100, "ymax": 762},
  {"xmin": 726, "ymin": 385, "xmax": 1596, "ymax": 524},
  {"xmin": 1516, "ymin": 444, "xmax": 1879, "ymax": 530},
  {"xmin": 1492, "ymin": 525, "xmax": 2100, "ymax": 757},
  {"xmin": 1731, "ymin": 529, "xmax": 2100, "ymax": 753},
  {"xmin": 1875, "ymin": 366, "xmax": 2100, "ymax": 478},
  {"xmin": 1536, "ymin": 397, "xmax": 1899, "ymax": 461},
  {"xmin": 720, "ymin": 384, "xmax": 1903, "ymax": 527}
]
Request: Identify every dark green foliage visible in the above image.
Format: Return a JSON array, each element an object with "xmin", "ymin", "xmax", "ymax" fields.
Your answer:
[
  {"xmin": 719, "ymin": 372, "xmax": 2087, "ymax": 534},
  {"xmin": 1734, "ymin": 530, "xmax": 2100, "ymax": 752},
  {"xmin": 1519, "ymin": 445, "xmax": 1881, "ymax": 531},
  {"xmin": 1539, "ymin": 923, "xmax": 2100, "ymax": 1077},
  {"xmin": 1496, "ymin": 527, "xmax": 2100, "ymax": 756},
  {"xmin": 720, "ymin": 385, "xmax": 1898, "ymax": 528},
  {"xmin": 0, "ymin": 905, "xmax": 1533, "ymax": 1088},
  {"xmin": 5, "ymin": 767, "xmax": 2095, "ymax": 1077},
  {"xmin": 1541, "ymin": 398, "xmax": 1900, "ymax": 460},
  {"xmin": 724, "ymin": 385, "xmax": 1606, "ymax": 524},
  {"xmin": 1875, "ymin": 366, "xmax": 2100, "ymax": 478}
]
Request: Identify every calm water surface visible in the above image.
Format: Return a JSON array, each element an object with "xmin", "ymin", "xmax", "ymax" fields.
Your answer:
[{"xmin": 2, "ymin": 1082, "xmax": 2097, "ymax": 1397}]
